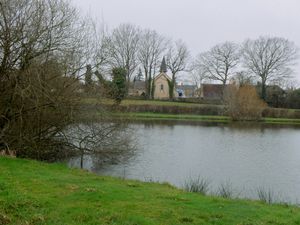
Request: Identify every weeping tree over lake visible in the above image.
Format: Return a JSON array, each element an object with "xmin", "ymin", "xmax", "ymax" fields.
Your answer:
[
  {"xmin": 0, "ymin": 0, "xmax": 84, "ymax": 159},
  {"xmin": 0, "ymin": 0, "xmax": 134, "ymax": 162},
  {"xmin": 66, "ymin": 122, "xmax": 135, "ymax": 169}
]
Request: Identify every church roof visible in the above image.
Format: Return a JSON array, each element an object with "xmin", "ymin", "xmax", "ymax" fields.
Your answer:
[
  {"xmin": 160, "ymin": 57, "xmax": 167, "ymax": 73},
  {"xmin": 154, "ymin": 72, "xmax": 172, "ymax": 82}
]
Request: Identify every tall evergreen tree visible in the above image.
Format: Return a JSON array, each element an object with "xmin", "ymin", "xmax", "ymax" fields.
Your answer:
[
  {"xmin": 136, "ymin": 68, "xmax": 144, "ymax": 81},
  {"xmin": 85, "ymin": 64, "xmax": 93, "ymax": 92},
  {"xmin": 160, "ymin": 57, "xmax": 167, "ymax": 73},
  {"xmin": 111, "ymin": 68, "xmax": 127, "ymax": 104}
]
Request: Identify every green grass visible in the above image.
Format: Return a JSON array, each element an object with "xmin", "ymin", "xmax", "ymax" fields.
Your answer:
[
  {"xmin": 263, "ymin": 117, "xmax": 300, "ymax": 125},
  {"xmin": 82, "ymin": 97, "xmax": 214, "ymax": 108},
  {"xmin": 82, "ymin": 98, "xmax": 300, "ymax": 125},
  {"xmin": 120, "ymin": 99, "xmax": 207, "ymax": 107},
  {"xmin": 1, "ymin": 157, "xmax": 300, "ymax": 225},
  {"xmin": 113, "ymin": 112, "xmax": 230, "ymax": 123},
  {"xmin": 112, "ymin": 112, "xmax": 300, "ymax": 125}
]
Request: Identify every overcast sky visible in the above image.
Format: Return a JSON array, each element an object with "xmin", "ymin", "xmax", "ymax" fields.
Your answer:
[{"xmin": 72, "ymin": 0, "xmax": 300, "ymax": 83}]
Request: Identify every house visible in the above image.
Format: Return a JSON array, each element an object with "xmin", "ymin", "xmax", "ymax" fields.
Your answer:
[
  {"xmin": 130, "ymin": 57, "xmax": 193, "ymax": 99},
  {"xmin": 176, "ymin": 83, "xmax": 198, "ymax": 98},
  {"xmin": 128, "ymin": 80, "xmax": 146, "ymax": 97},
  {"xmin": 200, "ymin": 84, "xmax": 224, "ymax": 100},
  {"xmin": 129, "ymin": 71, "xmax": 172, "ymax": 98}
]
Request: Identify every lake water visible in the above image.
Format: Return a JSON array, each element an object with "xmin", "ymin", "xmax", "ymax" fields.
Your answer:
[{"xmin": 69, "ymin": 121, "xmax": 300, "ymax": 203}]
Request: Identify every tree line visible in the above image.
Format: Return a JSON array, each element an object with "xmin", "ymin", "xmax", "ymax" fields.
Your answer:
[
  {"xmin": 84, "ymin": 22, "xmax": 299, "ymax": 103},
  {"xmin": 193, "ymin": 38, "xmax": 298, "ymax": 101},
  {"xmin": 85, "ymin": 23, "xmax": 190, "ymax": 100}
]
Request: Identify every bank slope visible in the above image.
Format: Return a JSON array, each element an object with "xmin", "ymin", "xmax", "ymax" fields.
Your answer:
[{"xmin": 0, "ymin": 157, "xmax": 299, "ymax": 225}]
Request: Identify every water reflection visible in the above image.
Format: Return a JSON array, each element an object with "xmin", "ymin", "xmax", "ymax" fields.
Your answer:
[{"xmin": 69, "ymin": 121, "xmax": 300, "ymax": 204}]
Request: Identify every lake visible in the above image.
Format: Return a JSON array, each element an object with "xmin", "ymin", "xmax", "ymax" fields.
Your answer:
[{"xmin": 68, "ymin": 121, "xmax": 300, "ymax": 204}]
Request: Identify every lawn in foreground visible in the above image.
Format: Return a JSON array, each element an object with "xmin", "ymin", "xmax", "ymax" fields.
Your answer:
[{"xmin": 1, "ymin": 157, "xmax": 300, "ymax": 225}]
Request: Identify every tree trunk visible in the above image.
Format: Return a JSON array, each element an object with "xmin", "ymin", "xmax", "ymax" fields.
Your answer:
[
  {"xmin": 221, "ymin": 80, "xmax": 227, "ymax": 101},
  {"xmin": 169, "ymin": 74, "xmax": 176, "ymax": 100},
  {"xmin": 80, "ymin": 152, "xmax": 84, "ymax": 169},
  {"xmin": 147, "ymin": 77, "xmax": 152, "ymax": 99},
  {"xmin": 150, "ymin": 78, "xmax": 155, "ymax": 99},
  {"xmin": 261, "ymin": 79, "xmax": 267, "ymax": 101}
]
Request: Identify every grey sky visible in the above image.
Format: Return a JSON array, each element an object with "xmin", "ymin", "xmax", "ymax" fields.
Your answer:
[{"xmin": 72, "ymin": 0, "xmax": 300, "ymax": 83}]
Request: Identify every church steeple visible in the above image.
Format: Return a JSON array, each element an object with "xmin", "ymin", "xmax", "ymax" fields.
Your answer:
[{"xmin": 160, "ymin": 57, "xmax": 167, "ymax": 73}]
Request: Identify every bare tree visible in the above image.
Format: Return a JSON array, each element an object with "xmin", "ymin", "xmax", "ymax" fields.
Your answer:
[
  {"xmin": 166, "ymin": 40, "xmax": 190, "ymax": 99},
  {"xmin": 0, "ymin": 0, "xmax": 91, "ymax": 77},
  {"xmin": 242, "ymin": 36, "xmax": 298, "ymax": 100},
  {"xmin": 232, "ymin": 70, "xmax": 255, "ymax": 86},
  {"xmin": 0, "ymin": 0, "xmax": 139, "ymax": 165},
  {"xmin": 190, "ymin": 62, "xmax": 207, "ymax": 88},
  {"xmin": 65, "ymin": 122, "xmax": 135, "ymax": 169},
  {"xmin": 0, "ymin": 0, "xmax": 95, "ymax": 159},
  {"xmin": 86, "ymin": 21, "xmax": 111, "ymax": 80},
  {"xmin": 138, "ymin": 29, "xmax": 166, "ymax": 98},
  {"xmin": 196, "ymin": 42, "xmax": 240, "ymax": 87},
  {"xmin": 108, "ymin": 23, "xmax": 140, "ymax": 82}
]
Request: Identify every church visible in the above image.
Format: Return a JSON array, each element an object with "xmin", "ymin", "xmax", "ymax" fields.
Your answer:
[
  {"xmin": 152, "ymin": 57, "xmax": 175, "ymax": 99},
  {"xmin": 130, "ymin": 57, "xmax": 176, "ymax": 99}
]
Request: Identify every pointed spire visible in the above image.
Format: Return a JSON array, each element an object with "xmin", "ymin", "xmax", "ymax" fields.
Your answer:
[{"xmin": 160, "ymin": 57, "xmax": 167, "ymax": 73}]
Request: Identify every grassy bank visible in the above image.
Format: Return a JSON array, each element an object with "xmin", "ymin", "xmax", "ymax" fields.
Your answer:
[
  {"xmin": 112, "ymin": 112, "xmax": 230, "ymax": 123},
  {"xmin": 1, "ymin": 157, "xmax": 300, "ymax": 225},
  {"xmin": 111, "ymin": 112, "xmax": 300, "ymax": 125},
  {"xmin": 81, "ymin": 98, "xmax": 300, "ymax": 121},
  {"xmin": 263, "ymin": 117, "xmax": 300, "ymax": 125},
  {"xmin": 82, "ymin": 98, "xmax": 214, "ymax": 107}
]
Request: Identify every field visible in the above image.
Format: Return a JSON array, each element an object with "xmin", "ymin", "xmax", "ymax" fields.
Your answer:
[
  {"xmin": 1, "ymin": 157, "xmax": 300, "ymax": 225},
  {"xmin": 79, "ymin": 98, "xmax": 300, "ymax": 125},
  {"xmin": 82, "ymin": 98, "xmax": 211, "ymax": 107},
  {"xmin": 112, "ymin": 112, "xmax": 230, "ymax": 122}
]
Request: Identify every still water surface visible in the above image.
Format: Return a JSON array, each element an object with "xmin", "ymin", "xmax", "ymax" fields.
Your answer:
[{"xmin": 69, "ymin": 122, "xmax": 300, "ymax": 203}]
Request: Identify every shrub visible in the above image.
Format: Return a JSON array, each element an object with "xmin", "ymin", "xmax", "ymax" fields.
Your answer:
[
  {"xmin": 257, "ymin": 187, "xmax": 276, "ymax": 204},
  {"xmin": 184, "ymin": 176, "xmax": 210, "ymax": 195},
  {"xmin": 286, "ymin": 89, "xmax": 300, "ymax": 109},
  {"xmin": 224, "ymin": 84, "xmax": 267, "ymax": 121},
  {"xmin": 217, "ymin": 181, "xmax": 234, "ymax": 198}
]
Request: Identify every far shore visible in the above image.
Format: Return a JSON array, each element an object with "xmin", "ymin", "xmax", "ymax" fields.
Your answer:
[
  {"xmin": 80, "ymin": 98, "xmax": 300, "ymax": 125},
  {"xmin": 110, "ymin": 112, "xmax": 300, "ymax": 125}
]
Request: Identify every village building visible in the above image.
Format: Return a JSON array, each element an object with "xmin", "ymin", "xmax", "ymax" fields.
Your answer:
[
  {"xmin": 128, "ymin": 80, "xmax": 146, "ymax": 97},
  {"xmin": 200, "ymin": 84, "xmax": 224, "ymax": 100},
  {"xmin": 129, "ymin": 57, "xmax": 198, "ymax": 99},
  {"xmin": 176, "ymin": 83, "xmax": 198, "ymax": 98}
]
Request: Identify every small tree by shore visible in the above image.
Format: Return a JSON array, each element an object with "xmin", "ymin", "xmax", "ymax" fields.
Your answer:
[
  {"xmin": 110, "ymin": 68, "xmax": 127, "ymax": 104},
  {"xmin": 225, "ymin": 84, "xmax": 267, "ymax": 121}
]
